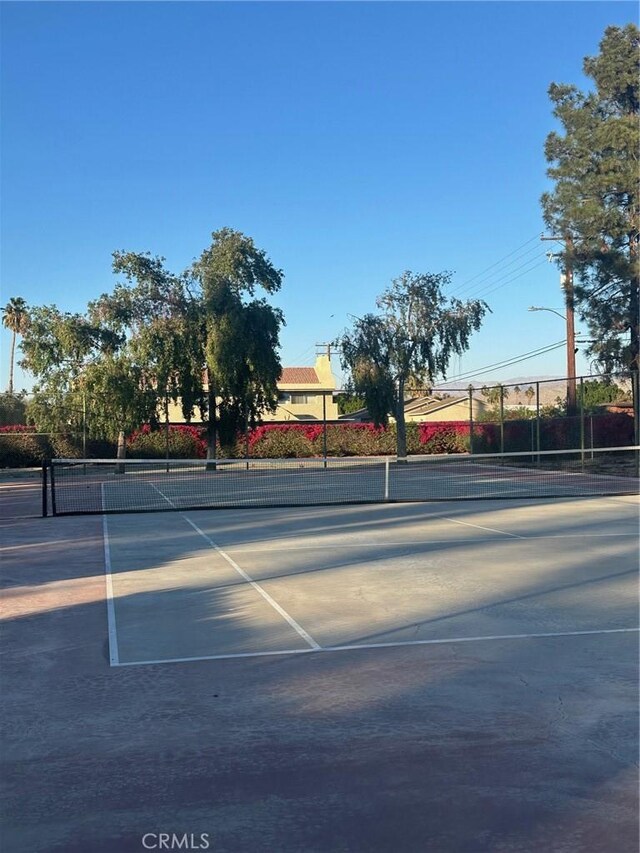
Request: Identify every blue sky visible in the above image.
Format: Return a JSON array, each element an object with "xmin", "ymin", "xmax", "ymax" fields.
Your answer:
[{"xmin": 1, "ymin": 1, "xmax": 635, "ymax": 392}]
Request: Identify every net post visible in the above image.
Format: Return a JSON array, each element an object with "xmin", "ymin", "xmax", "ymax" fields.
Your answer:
[
  {"xmin": 589, "ymin": 415, "xmax": 594, "ymax": 459},
  {"xmin": 41, "ymin": 460, "xmax": 48, "ymax": 518},
  {"xmin": 384, "ymin": 457, "xmax": 390, "ymax": 501},
  {"xmin": 50, "ymin": 460, "xmax": 57, "ymax": 516},
  {"xmin": 530, "ymin": 419, "xmax": 534, "ymax": 463}
]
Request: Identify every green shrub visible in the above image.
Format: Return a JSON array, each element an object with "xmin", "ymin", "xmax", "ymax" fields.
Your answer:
[
  {"xmin": 250, "ymin": 429, "xmax": 315, "ymax": 458},
  {"xmin": 49, "ymin": 434, "xmax": 84, "ymax": 459},
  {"xmin": 128, "ymin": 428, "xmax": 204, "ymax": 459},
  {"xmin": 0, "ymin": 433, "xmax": 49, "ymax": 467},
  {"xmin": 0, "ymin": 393, "xmax": 28, "ymax": 427},
  {"xmin": 320, "ymin": 425, "xmax": 383, "ymax": 456}
]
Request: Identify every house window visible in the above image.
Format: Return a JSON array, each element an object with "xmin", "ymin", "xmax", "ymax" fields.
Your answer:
[
  {"xmin": 278, "ymin": 393, "xmax": 290, "ymax": 402},
  {"xmin": 290, "ymin": 394, "xmax": 313, "ymax": 404}
]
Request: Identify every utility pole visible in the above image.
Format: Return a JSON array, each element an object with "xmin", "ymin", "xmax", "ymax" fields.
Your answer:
[
  {"xmin": 541, "ymin": 233, "xmax": 577, "ymax": 415},
  {"xmin": 315, "ymin": 342, "xmax": 334, "ymax": 359}
]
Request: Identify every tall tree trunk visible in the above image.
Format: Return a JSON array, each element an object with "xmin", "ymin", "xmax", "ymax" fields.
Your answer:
[
  {"xmin": 8, "ymin": 330, "xmax": 15, "ymax": 395},
  {"xmin": 115, "ymin": 429, "xmax": 126, "ymax": 474},
  {"xmin": 395, "ymin": 378, "xmax": 407, "ymax": 463}
]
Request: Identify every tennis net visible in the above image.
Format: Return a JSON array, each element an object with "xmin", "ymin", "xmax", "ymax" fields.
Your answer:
[{"xmin": 45, "ymin": 446, "xmax": 639, "ymax": 516}]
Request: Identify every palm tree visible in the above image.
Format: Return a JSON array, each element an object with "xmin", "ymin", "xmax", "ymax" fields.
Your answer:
[{"xmin": 2, "ymin": 297, "xmax": 29, "ymax": 394}]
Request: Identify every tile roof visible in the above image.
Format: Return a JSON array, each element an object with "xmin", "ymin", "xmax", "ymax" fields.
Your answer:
[{"xmin": 279, "ymin": 367, "xmax": 320, "ymax": 384}]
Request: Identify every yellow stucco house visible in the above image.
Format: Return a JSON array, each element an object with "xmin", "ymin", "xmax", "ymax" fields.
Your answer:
[
  {"xmin": 403, "ymin": 394, "xmax": 487, "ymax": 422},
  {"xmin": 264, "ymin": 354, "xmax": 339, "ymax": 421},
  {"xmin": 166, "ymin": 354, "xmax": 338, "ymax": 423}
]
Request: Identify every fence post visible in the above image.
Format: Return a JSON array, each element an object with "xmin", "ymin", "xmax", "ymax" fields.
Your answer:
[
  {"xmin": 164, "ymin": 396, "xmax": 170, "ymax": 473},
  {"xmin": 535, "ymin": 381, "xmax": 540, "ymax": 463},
  {"xmin": 244, "ymin": 409, "xmax": 249, "ymax": 470},
  {"xmin": 384, "ymin": 456, "xmax": 390, "ymax": 501},
  {"xmin": 82, "ymin": 391, "xmax": 87, "ymax": 458},
  {"xmin": 590, "ymin": 415, "xmax": 594, "ymax": 459},
  {"xmin": 579, "ymin": 376, "xmax": 585, "ymax": 470},
  {"xmin": 322, "ymin": 392, "xmax": 328, "ymax": 468},
  {"xmin": 468, "ymin": 385, "xmax": 474, "ymax": 455},
  {"xmin": 530, "ymin": 419, "xmax": 534, "ymax": 459},
  {"xmin": 499, "ymin": 385, "xmax": 504, "ymax": 455}
]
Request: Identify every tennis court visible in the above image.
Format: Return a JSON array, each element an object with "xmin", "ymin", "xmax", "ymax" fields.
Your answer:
[{"xmin": 1, "ymin": 465, "xmax": 639, "ymax": 852}]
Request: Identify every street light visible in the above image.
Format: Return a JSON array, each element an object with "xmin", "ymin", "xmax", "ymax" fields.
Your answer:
[
  {"xmin": 528, "ymin": 305, "xmax": 578, "ymax": 412},
  {"xmin": 528, "ymin": 305, "xmax": 567, "ymax": 322}
]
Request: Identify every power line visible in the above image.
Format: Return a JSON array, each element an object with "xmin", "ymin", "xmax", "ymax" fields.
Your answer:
[
  {"xmin": 439, "ymin": 339, "xmax": 568, "ymax": 384},
  {"xmin": 469, "ymin": 257, "xmax": 549, "ymax": 299},
  {"xmin": 288, "ymin": 344, "xmax": 316, "ymax": 365},
  {"xmin": 449, "ymin": 234, "xmax": 540, "ymax": 296}
]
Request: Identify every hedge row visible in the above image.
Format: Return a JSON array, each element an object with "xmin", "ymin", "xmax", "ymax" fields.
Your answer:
[
  {"xmin": 126, "ymin": 422, "xmax": 471, "ymax": 459},
  {"xmin": 0, "ymin": 412, "xmax": 633, "ymax": 467},
  {"xmin": 0, "ymin": 427, "xmax": 115, "ymax": 468},
  {"xmin": 471, "ymin": 412, "xmax": 634, "ymax": 453}
]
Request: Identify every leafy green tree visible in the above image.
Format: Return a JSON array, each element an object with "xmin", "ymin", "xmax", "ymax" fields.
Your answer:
[
  {"xmin": 19, "ymin": 305, "xmax": 156, "ymax": 449},
  {"xmin": 541, "ymin": 24, "xmax": 640, "ymax": 434},
  {"xmin": 0, "ymin": 391, "xmax": 27, "ymax": 426},
  {"xmin": 82, "ymin": 354, "xmax": 158, "ymax": 441},
  {"xmin": 335, "ymin": 391, "xmax": 367, "ymax": 416},
  {"xmin": 2, "ymin": 297, "xmax": 29, "ymax": 395},
  {"xmin": 338, "ymin": 271, "xmax": 488, "ymax": 459},
  {"xmin": 190, "ymin": 228, "xmax": 284, "ymax": 457},
  {"xmin": 90, "ymin": 251, "xmax": 207, "ymax": 428},
  {"xmin": 95, "ymin": 228, "xmax": 285, "ymax": 459},
  {"xmin": 577, "ymin": 378, "xmax": 625, "ymax": 411}
]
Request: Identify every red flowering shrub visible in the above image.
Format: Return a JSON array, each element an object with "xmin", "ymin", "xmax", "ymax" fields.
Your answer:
[
  {"xmin": 0, "ymin": 424, "xmax": 36, "ymax": 433},
  {"xmin": 417, "ymin": 421, "xmax": 469, "ymax": 454},
  {"xmin": 418, "ymin": 421, "xmax": 469, "ymax": 444}
]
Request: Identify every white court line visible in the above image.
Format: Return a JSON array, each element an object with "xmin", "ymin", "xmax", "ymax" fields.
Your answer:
[
  {"xmin": 113, "ymin": 626, "xmax": 640, "ymax": 667},
  {"xmin": 441, "ymin": 515, "xmax": 524, "ymax": 538},
  {"xmin": 149, "ymin": 481, "xmax": 320, "ymax": 649},
  {"xmin": 149, "ymin": 481, "xmax": 176, "ymax": 508},
  {"xmin": 101, "ymin": 484, "xmax": 120, "ymax": 666},
  {"xmin": 182, "ymin": 516, "xmax": 321, "ymax": 650}
]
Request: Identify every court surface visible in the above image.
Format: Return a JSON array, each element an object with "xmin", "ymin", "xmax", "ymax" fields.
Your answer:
[
  {"xmin": 1, "ymin": 480, "xmax": 639, "ymax": 852},
  {"xmin": 104, "ymin": 496, "xmax": 638, "ymax": 666}
]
